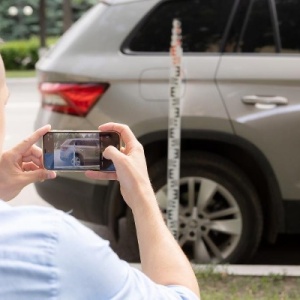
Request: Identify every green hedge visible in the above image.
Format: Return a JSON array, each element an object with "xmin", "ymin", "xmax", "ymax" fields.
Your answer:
[{"xmin": 0, "ymin": 37, "xmax": 58, "ymax": 70}]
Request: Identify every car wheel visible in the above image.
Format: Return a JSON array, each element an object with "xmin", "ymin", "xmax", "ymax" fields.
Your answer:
[
  {"xmin": 110, "ymin": 151, "xmax": 263, "ymax": 264},
  {"xmin": 70, "ymin": 154, "xmax": 82, "ymax": 166},
  {"xmin": 149, "ymin": 151, "xmax": 263, "ymax": 264}
]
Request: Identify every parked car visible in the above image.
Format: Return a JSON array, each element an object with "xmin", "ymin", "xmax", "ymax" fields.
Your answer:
[
  {"xmin": 59, "ymin": 138, "xmax": 100, "ymax": 166},
  {"xmin": 34, "ymin": 0, "xmax": 300, "ymax": 264}
]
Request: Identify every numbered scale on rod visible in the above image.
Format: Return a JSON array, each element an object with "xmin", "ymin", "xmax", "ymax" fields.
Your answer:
[{"xmin": 167, "ymin": 19, "xmax": 183, "ymax": 240}]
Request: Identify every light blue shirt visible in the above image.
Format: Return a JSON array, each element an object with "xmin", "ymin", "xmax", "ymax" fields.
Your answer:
[{"xmin": 0, "ymin": 200, "xmax": 199, "ymax": 299}]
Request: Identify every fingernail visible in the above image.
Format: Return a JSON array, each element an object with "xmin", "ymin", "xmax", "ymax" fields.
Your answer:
[{"xmin": 47, "ymin": 171, "xmax": 57, "ymax": 179}]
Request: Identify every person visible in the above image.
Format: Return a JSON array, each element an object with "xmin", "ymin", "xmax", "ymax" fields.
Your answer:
[{"xmin": 0, "ymin": 54, "xmax": 200, "ymax": 299}]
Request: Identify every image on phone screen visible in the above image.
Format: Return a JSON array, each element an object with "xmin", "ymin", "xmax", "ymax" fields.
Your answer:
[{"xmin": 43, "ymin": 131, "xmax": 120, "ymax": 171}]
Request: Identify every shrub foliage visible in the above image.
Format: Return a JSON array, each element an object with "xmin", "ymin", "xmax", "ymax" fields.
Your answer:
[{"xmin": 0, "ymin": 37, "xmax": 57, "ymax": 70}]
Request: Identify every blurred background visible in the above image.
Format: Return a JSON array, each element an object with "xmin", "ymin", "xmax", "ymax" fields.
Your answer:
[{"xmin": 0, "ymin": 0, "xmax": 97, "ymax": 72}]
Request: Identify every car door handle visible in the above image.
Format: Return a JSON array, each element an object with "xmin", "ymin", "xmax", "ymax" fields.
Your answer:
[{"xmin": 242, "ymin": 95, "xmax": 288, "ymax": 105}]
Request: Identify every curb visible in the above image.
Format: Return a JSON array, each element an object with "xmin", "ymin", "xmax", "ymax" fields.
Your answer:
[
  {"xmin": 192, "ymin": 264, "xmax": 300, "ymax": 277},
  {"xmin": 130, "ymin": 263, "xmax": 300, "ymax": 277},
  {"xmin": 7, "ymin": 77, "xmax": 37, "ymax": 83}
]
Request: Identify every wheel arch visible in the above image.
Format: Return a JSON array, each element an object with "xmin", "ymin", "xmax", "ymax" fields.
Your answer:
[
  {"xmin": 75, "ymin": 151, "xmax": 83, "ymax": 159},
  {"xmin": 139, "ymin": 129, "xmax": 284, "ymax": 243}
]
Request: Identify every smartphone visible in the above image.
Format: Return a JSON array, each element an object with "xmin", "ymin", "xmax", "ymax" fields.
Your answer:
[{"xmin": 42, "ymin": 130, "xmax": 121, "ymax": 171}]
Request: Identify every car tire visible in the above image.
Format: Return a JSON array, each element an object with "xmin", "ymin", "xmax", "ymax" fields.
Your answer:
[
  {"xmin": 112, "ymin": 151, "xmax": 263, "ymax": 264},
  {"xmin": 69, "ymin": 154, "xmax": 82, "ymax": 166},
  {"xmin": 150, "ymin": 151, "xmax": 263, "ymax": 264}
]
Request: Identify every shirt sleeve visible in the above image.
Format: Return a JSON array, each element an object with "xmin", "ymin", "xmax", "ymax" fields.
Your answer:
[{"xmin": 55, "ymin": 213, "xmax": 199, "ymax": 300}]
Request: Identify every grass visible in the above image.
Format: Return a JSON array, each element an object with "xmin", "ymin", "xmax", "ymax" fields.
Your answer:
[
  {"xmin": 6, "ymin": 70, "xmax": 36, "ymax": 78},
  {"xmin": 195, "ymin": 267, "xmax": 300, "ymax": 300}
]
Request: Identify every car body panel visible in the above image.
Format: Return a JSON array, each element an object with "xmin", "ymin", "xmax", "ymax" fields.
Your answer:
[{"xmin": 217, "ymin": 54, "xmax": 300, "ymax": 199}]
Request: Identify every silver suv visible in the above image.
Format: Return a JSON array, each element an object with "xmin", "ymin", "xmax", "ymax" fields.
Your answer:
[{"xmin": 34, "ymin": 0, "xmax": 300, "ymax": 264}]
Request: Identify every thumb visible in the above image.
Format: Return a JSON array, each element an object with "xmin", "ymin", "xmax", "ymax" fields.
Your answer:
[
  {"xmin": 103, "ymin": 145, "xmax": 123, "ymax": 161},
  {"xmin": 103, "ymin": 146, "xmax": 125, "ymax": 171}
]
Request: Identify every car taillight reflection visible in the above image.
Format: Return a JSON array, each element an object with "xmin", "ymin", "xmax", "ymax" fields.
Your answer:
[{"xmin": 39, "ymin": 83, "xmax": 109, "ymax": 116}]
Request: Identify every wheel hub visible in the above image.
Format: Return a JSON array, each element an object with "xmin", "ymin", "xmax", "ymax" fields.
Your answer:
[
  {"xmin": 181, "ymin": 209, "xmax": 210, "ymax": 240},
  {"xmin": 189, "ymin": 219, "xmax": 198, "ymax": 228}
]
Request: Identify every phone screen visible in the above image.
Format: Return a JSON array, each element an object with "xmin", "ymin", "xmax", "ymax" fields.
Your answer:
[{"xmin": 42, "ymin": 131, "xmax": 120, "ymax": 171}]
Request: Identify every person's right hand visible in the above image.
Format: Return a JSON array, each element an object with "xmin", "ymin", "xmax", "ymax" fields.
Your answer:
[
  {"xmin": 85, "ymin": 122, "xmax": 155, "ymax": 210},
  {"xmin": 0, "ymin": 125, "xmax": 56, "ymax": 201}
]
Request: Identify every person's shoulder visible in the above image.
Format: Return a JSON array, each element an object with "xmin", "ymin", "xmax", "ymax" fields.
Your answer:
[
  {"xmin": 0, "ymin": 203, "xmax": 108, "ymax": 250},
  {"xmin": 0, "ymin": 205, "xmax": 67, "ymax": 249},
  {"xmin": 0, "ymin": 204, "xmax": 109, "ymax": 268},
  {"xmin": 55, "ymin": 208, "xmax": 109, "ymax": 250},
  {"xmin": 9, "ymin": 205, "xmax": 106, "ymax": 248},
  {"xmin": 0, "ymin": 204, "xmax": 62, "ymax": 230}
]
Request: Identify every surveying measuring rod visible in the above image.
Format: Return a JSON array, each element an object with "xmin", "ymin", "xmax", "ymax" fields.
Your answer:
[{"xmin": 167, "ymin": 19, "xmax": 183, "ymax": 240}]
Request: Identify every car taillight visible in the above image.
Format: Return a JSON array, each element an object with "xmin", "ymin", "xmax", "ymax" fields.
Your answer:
[{"xmin": 39, "ymin": 83, "xmax": 109, "ymax": 116}]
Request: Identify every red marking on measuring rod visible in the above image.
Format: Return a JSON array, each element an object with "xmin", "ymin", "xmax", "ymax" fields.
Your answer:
[{"xmin": 167, "ymin": 19, "xmax": 183, "ymax": 240}]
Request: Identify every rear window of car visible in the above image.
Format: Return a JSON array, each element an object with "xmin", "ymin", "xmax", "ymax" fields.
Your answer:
[{"xmin": 124, "ymin": 0, "xmax": 235, "ymax": 53}]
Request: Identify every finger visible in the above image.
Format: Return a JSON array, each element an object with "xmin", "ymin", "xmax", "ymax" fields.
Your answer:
[
  {"xmin": 98, "ymin": 123, "xmax": 136, "ymax": 145},
  {"xmin": 21, "ymin": 169, "xmax": 56, "ymax": 185},
  {"xmin": 13, "ymin": 125, "xmax": 51, "ymax": 155},
  {"xmin": 22, "ymin": 145, "xmax": 44, "ymax": 167},
  {"xmin": 22, "ymin": 144, "xmax": 43, "ymax": 159},
  {"xmin": 120, "ymin": 146, "xmax": 126, "ymax": 153},
  {"xmin": 22, "ymin": 154, "xmax": 44, "ymax": 167},
  {"xmin": 102, "ymin": 145, "xmax": 124, "ymax": 160},
  {"xmin": 22, "ymin": 162, "xmax": 40, "ymax": 171}
]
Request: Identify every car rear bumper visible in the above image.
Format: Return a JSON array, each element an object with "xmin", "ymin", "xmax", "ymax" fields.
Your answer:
[{"xmin": 34, "ymin": 176, "xmax": 110, "ymax": 225}]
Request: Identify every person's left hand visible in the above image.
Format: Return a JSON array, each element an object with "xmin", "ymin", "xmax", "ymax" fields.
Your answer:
[{"xmin": 0, "ymin": 125, "xmax": 56, "ymax": 201}]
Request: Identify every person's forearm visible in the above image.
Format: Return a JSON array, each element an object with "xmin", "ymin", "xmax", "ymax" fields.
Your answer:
[{"xmin": 131, "ymin": 186, "xmax": 200, "ymax": 297}]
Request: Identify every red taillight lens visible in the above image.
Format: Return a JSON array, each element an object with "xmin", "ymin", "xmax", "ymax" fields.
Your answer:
[{"xmin": 39, "ymin": 83, "xmax": 109, "ymax": 116}]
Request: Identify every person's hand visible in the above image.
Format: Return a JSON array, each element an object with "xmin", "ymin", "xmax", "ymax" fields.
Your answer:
[
  {"xmin": 85, "ymin": 122, "xmax": 154, "ymax": 209},
  {"xmin": 0, "ymin": 125, "xmax": 56, "ymax": 201}
]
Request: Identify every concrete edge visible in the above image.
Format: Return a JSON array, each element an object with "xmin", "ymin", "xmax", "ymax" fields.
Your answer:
[
  {"xmin": 7, "ymin": 77, "xmax": 37, "ymax": 83},
  {"xmin": 130, "ymin": 263, "xmax": 300, "ymax": 277}
]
